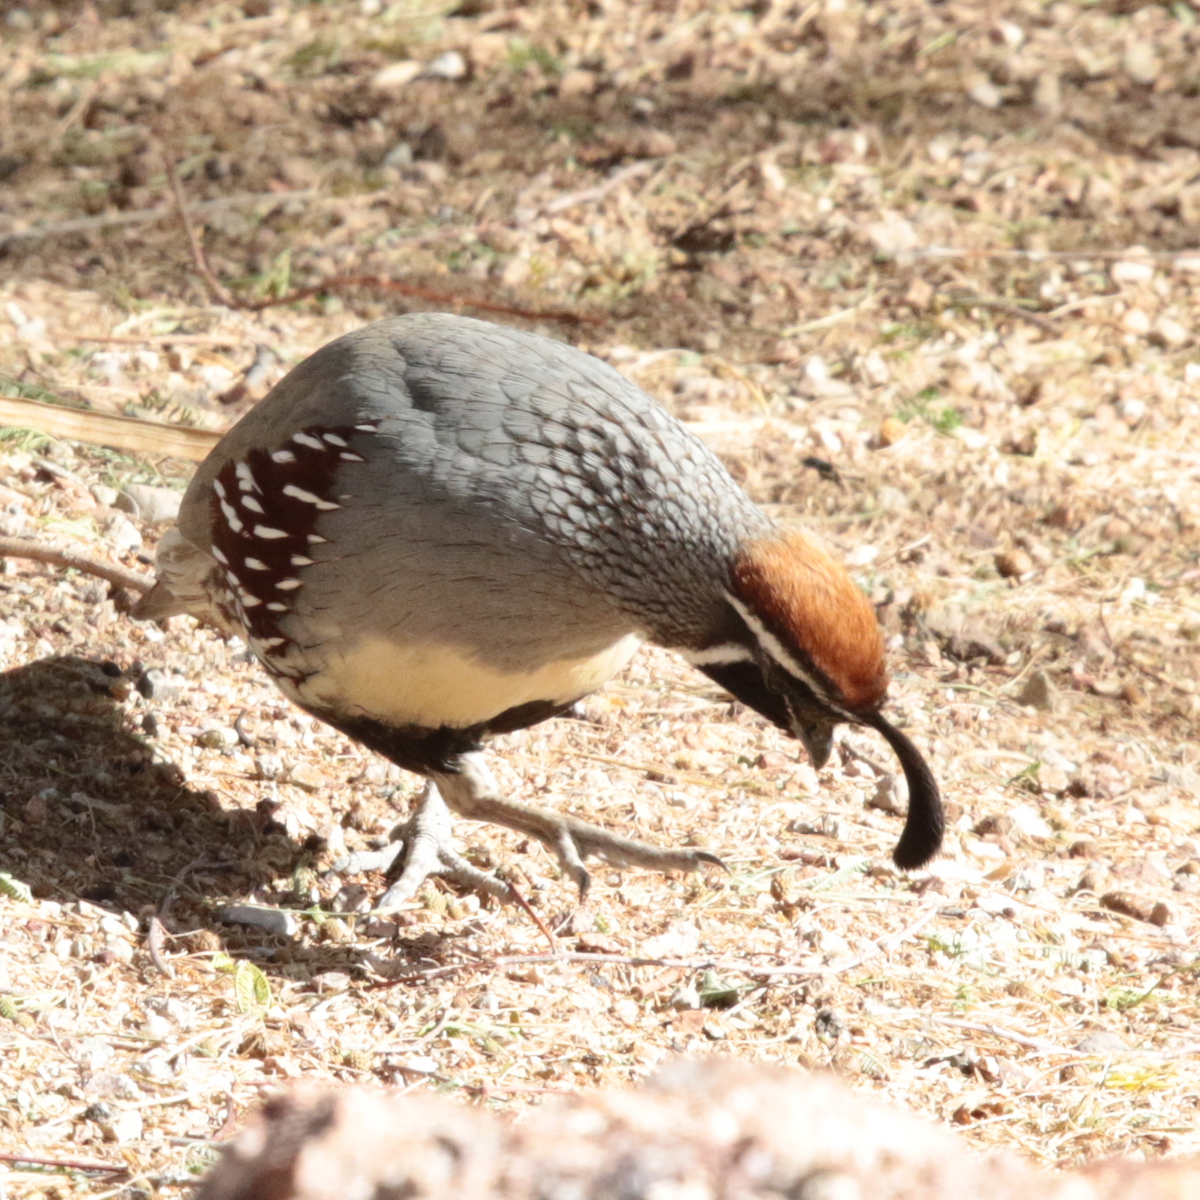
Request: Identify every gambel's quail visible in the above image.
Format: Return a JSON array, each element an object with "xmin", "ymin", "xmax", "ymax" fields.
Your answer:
[{"xmin": 135, "ymin": 314, "xmax": 943, "ymax": 909}]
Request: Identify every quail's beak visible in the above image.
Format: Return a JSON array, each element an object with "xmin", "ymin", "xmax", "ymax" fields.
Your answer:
[{"xmin": 792, "ymin": 711, "xmax": 836, "ymax": 770}]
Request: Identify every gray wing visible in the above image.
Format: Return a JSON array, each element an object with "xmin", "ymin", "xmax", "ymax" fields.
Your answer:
[{"xmin": 175, "ymin": 314, "xmax": 769, "ymax": 665}]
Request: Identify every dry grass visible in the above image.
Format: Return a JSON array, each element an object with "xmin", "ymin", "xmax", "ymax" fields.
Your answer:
[{"xmin": 0, "ymin": 0, "xmax": 1198, "ymax": 1194}]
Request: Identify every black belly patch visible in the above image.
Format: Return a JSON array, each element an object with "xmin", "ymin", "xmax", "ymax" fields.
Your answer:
[{"xmin": 311, "ymin": 696, "xmax": 581, "ymax": 776}]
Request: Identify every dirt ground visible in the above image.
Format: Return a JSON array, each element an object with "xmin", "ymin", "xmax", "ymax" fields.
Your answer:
[{"xmin": 0, "ymin": 0, "xmax": 1198, "ymax": 1194}]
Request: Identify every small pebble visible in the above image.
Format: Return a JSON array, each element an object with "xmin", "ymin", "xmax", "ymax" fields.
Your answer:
[
  {"xmin": 219, "ymin": 905, "xmax": 300, "ymax": 937},
  {"xmin": 994, "ymin": 548, "xmax": 1033, "ymax": 579},
  {"xmin": 1100, "ymin": 891, "xmax": 1157, "ymax": 923},
  {"xmin": 115, "ymin": 484, "xmax": 182, "ymax": 524}
]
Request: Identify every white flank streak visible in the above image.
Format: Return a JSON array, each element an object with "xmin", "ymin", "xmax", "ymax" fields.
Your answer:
[
  {"xmin": 681, "ymin": 644, "xmax": 754, "ymax": 667},
  {"xmin": 322, "ymin": 432, "xmax": 348, "ymax": 447},
  {"xmin": 267, "ymin": 602, "xmax": 289, "ymax": 612},
  {"xmin": 241, "ymin": 496, "xmax": 264, "ymax": 514},
  {"xmin": 314, "ymin": 498, "xmax": 340, "ymax": 510},
  {"xmin": 307, "ymin": 534, "xmax": 328, "ymax": 544},
  {"xmin": 271, "ymin": 449, "xmax": 296, "ymax": 464},
  {"xmin": 275, "ymin": 578, "xmax": 303, "ymax": 590},
  {"xmin": 290, "ymin": 555, "xmax": 313, "ymax": 566},
  {"xmin": 210, "ymin": 546, "xmax": 228, "ymax": 564},
  {"xmin": 244, "ymin": 557, "xmax": 268, "ymax": 571},
  {"xmin": 254, "ymin": 525, "xmax": 288, "ymax": 539},
  {"xmin": 355, "ymin": 423, "xmax": 378, "ymax": 432},
  {"xmin": 212, "ymin": 478, "xmax": 226, "ymax": 499},
  {"xmin": 235, "ymin": 461, "xmax": 257, "ymax": 491},
  {"xmin": 293, "ymin": 432, "xmax": 324, "ymax": 450},
  {"xmin": 220, "ymin": 500, "xmax": 243, "ymax": 533},
  {"xmin": 340, "ymin": 451, "xmax": 365, "ymax": 462},
  {"xmin": 282, "ymin": 484, "xmax": 321, "ymax": 504}
]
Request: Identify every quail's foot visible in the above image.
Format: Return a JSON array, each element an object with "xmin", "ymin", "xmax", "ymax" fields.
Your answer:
[
  {"xmin": 333, "ymin": 781, "xmax": 514, "ymax": 913},
  {"xmin": 433, "ymin": 753, "xmax": 725, "ymax": 899}
]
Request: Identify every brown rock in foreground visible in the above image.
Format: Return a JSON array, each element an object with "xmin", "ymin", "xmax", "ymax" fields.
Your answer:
[{"xmin": 195, "ymin": 1060, "xmax": 1197, "ymax": 1200}]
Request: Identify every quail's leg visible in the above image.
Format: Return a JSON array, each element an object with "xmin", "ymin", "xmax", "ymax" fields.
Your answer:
[
  {"xmin": 433, "ymin": 752, "xmax": 724, "ymax": 897},
  {"xmin": 333, "ymin": 782, "xmax": 513, "ymax": 913}
]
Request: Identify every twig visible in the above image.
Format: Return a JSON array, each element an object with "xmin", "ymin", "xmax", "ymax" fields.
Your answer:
[
  {"xmin": 145, "ymin": 915, "xmax": 174, "ymax": 979},
  {"xmin": 243, "ymin": 272, "xmax": 604, "ymax": 326},
  {"xmin": 0, "ymin": 536, "xmax": 152, "ymax": 594},
  {"xmin": 504, "ymin": 881, "xmax": 560, "ymax": 952},
  {"xmin": 0, "ymin": 189, "xmax": 316, "ymax": 248},
  {"xmin": 543, "ymin": 159, "xmax": 658, "ymax": 216},
  {"xmin": 368, "ymin": 950, "xmax": 849, "ymax": 990},
  {"xmin": 0, "ymin": 1151, "xmax": 126, "ymax": 1174},
  {"xmin": 160, "ymin": 148, "xmax": 236, "ymax": 308},
  {"xmin": 896, "ymin": 1013, "xmax": 1071, "ymax": 1055},
  {"xmin": 77, "ymin": 334, "xmax": 247, "ymax": 347},
  {"xmin": 947, "ymin": 296, "xmax": 1060, "ymax": 334}
]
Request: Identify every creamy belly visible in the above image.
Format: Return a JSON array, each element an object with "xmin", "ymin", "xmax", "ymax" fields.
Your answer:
[{"xmin": 284, "ymin": 632, "xmax": 642, "ymax": 729}]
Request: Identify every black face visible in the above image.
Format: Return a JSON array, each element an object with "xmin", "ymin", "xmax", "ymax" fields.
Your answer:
[{"xmin": 698, "ymin": 659, "xmax": 837, "ymax": 769}]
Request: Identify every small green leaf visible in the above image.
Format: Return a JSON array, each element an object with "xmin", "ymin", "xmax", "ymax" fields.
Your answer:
[
  {"xmin": 234, "ymin": 961, "xmax": 272, "ymax": 1015},
  {"xmin": 0, "ymin": 872, "xmax": 33, "ymax": 904}
]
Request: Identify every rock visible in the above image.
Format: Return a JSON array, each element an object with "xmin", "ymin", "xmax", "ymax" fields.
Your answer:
[
  {"xmin": 197, "ymin": 727, "xmax": 237, "ymax": 750},
  {"xmin": 966, "ymin": 73, "xmax": 1002, "ymax": 109},
  {"xmin": 254, "ymin": 753, "xmax": 285, "ymax": 780},
  {"xmin": 1123, "ymin": 39, "xmax": 1160, "ymax": 85},
  {"xmin": 994, "ymin": 548, "xmax": 1033, "ymax": 579},
  {"xmin": 1152, "ymin": 317, "xmax": 1189, "ymax": 348},
  {"xmin": 1076, "ymin": 1031, "xmax": 1130, "ymax": 1055},
  {"xmin": 868, "ymin": 774, "xmax": 908, "ymax": 817},
  {"xmin": 1015, "ymin": 671, "xmax": 1057, "ymax": 712},
  {"xmin": 115, "ymin": 484, "xmax": 182, "ymax": 524},
  {"xmin": 1111, "ymin": 260, "xmax": 1154, "ymax": 284},
  {"xmin": 285, "ymin": 761, "xmax": 326, "ymax": 792},
  {"xmin": 864, "ymin": 212, "xmax": 917, "ymax": 260},
  {"xmin": 557, "ymin": 69, "xmax": 596, "ymax": 98},
  {"xmin": 423, "ymin": 50, "xmax": 467, "ymax": 80},
  {"xmin": 1100, "ymin": 891, "xmax": 1157, "ymax": 923},
  {"xmin": 219, "ymin": 904, "xmax": 300, "ymax": 937},
  {"xmin": 104, "ymin": 513, "xmax": 142, "ymax": 554},
  {"xmin": 136, "ymin": 668, "xmax": 186, "ymax": 701},
  {"xmin": 370, "ymin": 61, "xmax": 422, "ymax": 90}
]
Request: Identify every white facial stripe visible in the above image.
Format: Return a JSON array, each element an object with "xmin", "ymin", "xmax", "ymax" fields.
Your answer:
[
  {"xmin": 681, "ymin": 644, "xmax": 754, "ymax": 666},
  {"xmin": 725, "ymin": 592, "xmax": 858, "ymax": 723},
  {"xmin": 725, "ymin": 591, "xmax": 829, "ymax": 696}
]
